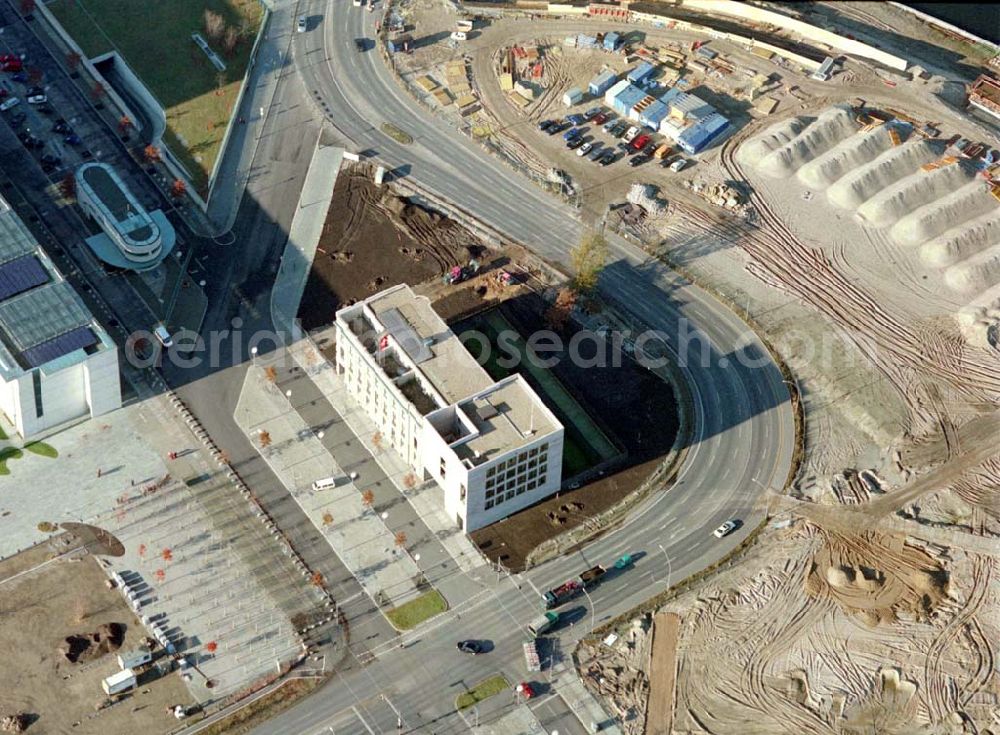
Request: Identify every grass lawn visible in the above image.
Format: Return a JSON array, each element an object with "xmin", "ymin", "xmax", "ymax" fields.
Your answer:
[
  {"xmin": 455, "ymin": 674, "xmax": 509, "ymax": 710},
  {"xmin": 48, "ymin": 0, "xmax": 263, "ymax": 192},
  {"xmin": 24, "ymin": 441, "xmax": 59, "ymax": 459},
  {"xmin": 385, "ymin": 589, "xmax": 447, "ymax": 631},
  {"xmin": 0, "ymin": 447, "xmax": 23, "ymax": 475}
]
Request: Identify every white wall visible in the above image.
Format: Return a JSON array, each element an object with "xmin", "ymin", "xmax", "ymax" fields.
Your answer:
[{"xmin": 84, "ymin": 346, "xmax": 122, "ymax": 418}]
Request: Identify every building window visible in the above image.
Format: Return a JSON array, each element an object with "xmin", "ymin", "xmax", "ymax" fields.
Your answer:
[
  {"xmin": 439, "ymin": 458, "xmax": 447, "ymax": 480},
  {"xmin": 538, "ymin": 475, "xmax": 546, "ymax": 486},
  {"xmin": 529, "ymin": 447, "xmax": 539, "ymax": 457},
  {"xmin": 460, "ymin": 484, "xmax": 466, "ymax": 500},
  {"xmin": 485, "ymin": 488, "xmax": 495, "ymax": 498},
  {"xmin": 518, "ymin": 452, "xmax": 527, "ymax": 462},
  {"xmin": 32, "ymin": 371, "xmax": 43, "ymax": 418},
  {"xmin": 487, "ymin": 466, "xmax": 496, "ymax": 477},
  {"xmin": 485, "ymin": 500, "xmax": 494, "ymax": 510},
  {"xmin": 505, "ymin": 490, "xmax": 515, "ymax": 500},
  {"xmin": 527, "ymin": 480, "xmax": 537, "ymax": 491}
]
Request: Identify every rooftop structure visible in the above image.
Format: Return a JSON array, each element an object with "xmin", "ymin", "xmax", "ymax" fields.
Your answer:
[
  {"xmin": 969, "ymin": 75, "xmax": 1000, "ymax": 120},
  {"xmin": 75, "ymin": 163, "xmax": 176, "ymax": 272},
  {"xmin": 659, "ymin": 88, "xmax": 731, "ymax": 152},
  {"xmin": 335, "ymin": 285, "xmax": 563, "ymax": 531},
  {"xmin": 0, "ymin": 195, "xmax": 121, "ymax": 438}
]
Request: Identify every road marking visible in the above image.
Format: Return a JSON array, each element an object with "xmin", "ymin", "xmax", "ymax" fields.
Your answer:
[{"xmin": 352, "ymin": 705, "xmax": 376, "ymax": 735}]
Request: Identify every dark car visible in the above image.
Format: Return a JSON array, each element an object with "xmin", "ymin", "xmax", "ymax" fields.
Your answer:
[
  {"xmin": 629, "ymin": 154, "xmax": 651, "ymax": 167},
  {"xmin": 538, "ymin": 119, "xmax": 554, "ymax": 131},
  {"xmin": 566, "ymin": 113, "xmax": 585, "ymax": 126},
  {"xmin": 41, "ymin": 153, "xmax": 61, "ymax": 166},
  {"xmin": 584, "ymin": 106, "xmax": 602, "ymax": 119},
  {"xmin": 546, "ymin": 121, "xmax": 566, "ymax": 135},
  {"xmin": 457, "ymin": 640, "xmax": 483, "ymax": 655},
  {"xmin": 566, "ymin": 136, "xmax": 585, "ymax": 150},
  {"xmin": 354, "ymin": 38, "xmax": 368, "ymax": 52},
  {"xmin": 11, "ymin": 72, "xmax": 27, "ymax": 83},
  {"xmin": 593, "ymin": 112, "xmax": 608, "ymax": 125},
  {"xmin": 8, "ymin": 112, "xmax": 26, "ymax": 129},
  {"xmin": 588, "ymin": 143, "xmax": 604, "ymax": 160},
  {"xmin": 64, "ymin": 133, "xmax": 82, "ymax": 146},
  {"xmin": 599, "ymin": 150, "xmax": 617, "ymax": 166},
  {"xmin": 53, "ymin": 118, "xmax": 71, "ymax": 133}
]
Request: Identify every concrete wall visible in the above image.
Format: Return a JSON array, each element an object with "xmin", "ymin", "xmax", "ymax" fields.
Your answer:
[
  {"xmin": 84, "ymin": 346, "xmax": 123, "ymax": 418},
  {"xmin": 91, "ymin": 51, "xmax": 165, "ymax": 143},
  {"xmin": 681, "ymin": 0, "xmax": 908, "ymax": 71}
]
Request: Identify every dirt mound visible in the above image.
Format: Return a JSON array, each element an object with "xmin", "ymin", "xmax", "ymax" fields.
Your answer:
[
  {"xmin": 827, "ymin": 139, "xmax": 941, "ymax": 210},
  {"xmin": 0, "ymin": 713, "xmax": 30, "ymax": 733},
  {"xmin": 806, "ymin": 531, "xmax": 947, "ymax": 623},
  {"xmin": 58, "ymin": 623, "xmax": 124, "ymax": 664},
  {"xmin": 796, "ymin": 124, "xmax": 894, "ymax": 190},
  {"xmin": 857, "ymin": 160, "xmax": 975, "ymax": 228},
  {"xmin": 890, "ymin": 181, "xmax": 998, "ymax": 246},
  {"xmin": 756, "ymin": 105, "xmax": 856, "ymax": 178}
]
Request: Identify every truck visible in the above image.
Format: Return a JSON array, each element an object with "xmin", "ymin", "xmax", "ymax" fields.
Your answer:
[
  {"xmin": 443, "ymin": 259, "xmax": 480, "ymax": 285},
  {"xmin": 542, "ymin": 579, "xmax": 581, "ymax": 609},
  {"xmin": 579, "ymin": 564, "xmax": 606, "ymax": 588},
  {"xmin": 102, "ymin": 668, "xmax": 137, "ymax": 696},
  {"xmin": 455, "ymin": 19, "xmax": 474, "ymax": 32},
  {"xmin": 527, "ymin": 611, "xmax": 559, "ymax": 637}
]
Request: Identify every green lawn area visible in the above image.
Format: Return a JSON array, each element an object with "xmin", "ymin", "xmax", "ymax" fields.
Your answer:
[
  {"xmin": 48, "ymin": 0, "xmax": 263, "ymax": 192},
  {"xmin": 0, "ymin": 447, "xmax": 23, "ymax": 476},
  {"xmin": 456, "ymin": 675, "xmax": 509, "ymax": 710},
  {"xmin": 385, "ymin": 589, "xmax": 447, "ymax": 631},
  {"xmin": 24, "ymin": 441, "xmax": 59, "ymax": 459}
]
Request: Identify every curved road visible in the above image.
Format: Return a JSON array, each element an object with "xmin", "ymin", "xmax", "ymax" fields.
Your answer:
[{"xmin": 250, "ymin": 2, "xmax": 796, "ymax": 732}]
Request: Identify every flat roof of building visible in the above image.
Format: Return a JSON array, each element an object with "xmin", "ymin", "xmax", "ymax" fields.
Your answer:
[
  {"xmin": 363, "ymin": 285, "xmax": 495, "ymax": 404},
  {"xmin": 77, "ymin": 163, "xmax": 156, "ymax": 243},
  {"xmin": 455, "ymin": 376, "xmax": 559, "ymax": 462},
  {"xmin": 0, "ymin": 196, "xmax": 107, "ymax": 376}
]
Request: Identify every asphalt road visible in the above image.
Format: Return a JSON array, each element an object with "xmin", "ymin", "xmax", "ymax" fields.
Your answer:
[{"xmin": 242, "ymin": 2, "xmax": 796, "ymax": 733}]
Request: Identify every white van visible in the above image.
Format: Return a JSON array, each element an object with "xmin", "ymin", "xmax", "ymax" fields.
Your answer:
[
  {"xmin": 312, "ymin": 476, "xmax": 337, "ymax": 492},
  {"xmin": 450, "ymin": 31, "xmax": 467, "ymax": 41},
  {"xmin": 0, "ymin": 97, "xmax": 19, "ymax": 112}
]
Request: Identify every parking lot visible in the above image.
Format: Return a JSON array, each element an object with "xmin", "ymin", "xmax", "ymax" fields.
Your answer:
[{"xmin": 537, "ymin": 105, "xmax": 691, "ymax": 174}]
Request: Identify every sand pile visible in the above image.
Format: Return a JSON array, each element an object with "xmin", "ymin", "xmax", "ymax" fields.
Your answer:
[
  {"xmin": 857, "ymin": 161, "xmax": 975, "ymax": 228},
  {"xmin": 944, "ymin": 243, "xmax": 1000, "ymax": 294},
  {"xmin": 919, "ymin": 206, "xmax": 1000, "ymax": 268},
  {"xmin": 826, "ymin": 139, "xmax": 942, "ymax": 210},
  {"xmin": 796, "ymin": 124, "xmax": 895, "ymax": 190},
  {"xmin": 756, "ymin": 106, "xmax": 857, "ymax": 178},
  {"xmin": 826, "ymin": 565, "xmax": 854, "ymax": 587},
  {"xmin": 739, "ymin": 115, "xmax": 813, "ymax": 167},
  {"xmin": 890, "ymin": 181, "xmax": 998, "ymax": 246}
]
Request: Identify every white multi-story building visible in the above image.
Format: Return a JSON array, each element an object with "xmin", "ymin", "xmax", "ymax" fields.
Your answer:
[
  {"xmin": 0, "ymin": 195, "xmax": 121, "ymax": 438},
  {"xmin": 75, "ymin": 162, "xmax": 176, "ymax": 272},
  {"xmin": 335, "ymin": 285, "xmax": 564, "ymax": 532}
]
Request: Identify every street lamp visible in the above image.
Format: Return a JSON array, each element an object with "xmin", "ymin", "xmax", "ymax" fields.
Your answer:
[
  {"xmin": 250, "ymin": 346, "xmax": 258, "ymax": 366},
  {"xmin": 582, "ymin": 587, "xmax": 596, "ymax": 634}
]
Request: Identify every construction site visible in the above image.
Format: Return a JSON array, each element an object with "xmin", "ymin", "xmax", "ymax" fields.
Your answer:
[{"xmin": 363, "ymin": 3, "xmax": 1000, "ymax": 734}]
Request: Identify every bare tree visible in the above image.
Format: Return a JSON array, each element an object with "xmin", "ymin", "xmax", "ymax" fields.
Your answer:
[
  {"xmin": 143, "ymin": 144, "xmax": 161, "ymax": 164},
  {"xmin": 59, "ymin": 173, "xmax": 76, "ymax": 200},
  {"xmin": 394, "ymin": 530, "xmax": 407, "ymax": 549},
  {"xmin": 361, "ymin": 489, "xmax": 375, "ymax": 510},
  {"xmin": 65, "ymin": 51, "xmax": 82, "ymax": 71},
  {"xmin": 403, "ymin": 472, "xmax": 417, "ymax": 491},
  {"xmin": 203, "ymin": 10, "xmax": 226, "ymax": 40},
  {"xmin": 371, "ymin": 431, "xmax": 383, "ymax": 452},
  {"xmin": 118, "ymin": 115, "xmax": 133, "ymax": 134},
  {"xmin": 321, "ymin": 511, "xmax": 334, "ymax": 527},
  {"xmin": 223, "ymin": 26, "xmax": 239, "ymax": 56},
  {"xmin": 310, "ymin": 571, "xmax": 324, "ymax": 588},
  {"xmin": 264, "ymin": 366, "xmax": 278, "ymax": 383},
  {"xmin": 258, "ymin": 430, "xmax": 272, "ymax": 449},
  {"xmin": 90, "ymin": 82, "xmax": 106, "ymax": 104},
  {"xmin": 171, "ymin": 179, "xmax": 187, "ymax": 199}
]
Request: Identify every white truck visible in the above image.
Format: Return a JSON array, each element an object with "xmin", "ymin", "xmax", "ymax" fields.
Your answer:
[{"xmin": 102, "ymin": 668, "xmax": 137, "ymax": 696}]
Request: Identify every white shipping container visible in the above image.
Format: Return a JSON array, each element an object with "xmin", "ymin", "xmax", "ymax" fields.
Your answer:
[
  {"xmin": 102, "ymin": 669, "xmax": 137, "ymax": 696},
  {"xmin": 117, "ymin": 648, "xmax": 152, "ymax": 670}
]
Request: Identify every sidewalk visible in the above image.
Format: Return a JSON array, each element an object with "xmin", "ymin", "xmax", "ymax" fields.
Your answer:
[
  {"xmin": 271, "ymin": 143, "xmax": 345, "ymax": 336},
  {"xmin": 235, "ymin": 364, "xmax": 423, "ymax": 608},
  {"xmin": 550, "ymin": 660, "xmax": 623, "ymax": 735},
  {"xmin": 289, "ymin": 331, "xmax": 486, "ymax": 576}
]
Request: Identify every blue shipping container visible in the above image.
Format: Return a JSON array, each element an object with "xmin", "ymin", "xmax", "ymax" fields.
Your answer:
[
  {"xmin": 612, "ymin": 84, "xmax": 646, "ymax": 116},
  {"xmin": 627, "ymin": 61, "xmax": 655, "ymax": 84},
  {"xmin": 677, "ymin": 113, "xmax": 731, "ymax": 154},
  {"xmin": 589, "ymin": 70, "xmax": 618, "ymax": 97},
  {"xmin": 603, "ymin": 32, "xmax": 621, "ymax": 51}
]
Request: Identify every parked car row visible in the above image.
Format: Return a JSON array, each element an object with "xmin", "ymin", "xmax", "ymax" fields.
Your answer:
[{"xmin": 540, "ymin": 107, "xmax": 689, "ymax": 172}]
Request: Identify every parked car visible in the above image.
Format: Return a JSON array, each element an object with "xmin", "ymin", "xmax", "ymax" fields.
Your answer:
[
  {"xmin": 593, "ymin": 112, "xmax": 609, "ymax": 125},
  {"xmin": 602, "ymin": 117, "xmax": 618, "ymax": 133},
  {"xmin": 11, "ymin": 71, "xmax": 27, "ymax": 83},
  {"xmin": 629, "ymin": 154, "xmax": 651, "ymax": 167},
  {"xmin": 588, "ymin": 143, "xmax": 605, "ymax": 160},
  {"xmin": 566, "ymin": 136, "xmax": 585, "ymax": 150},
  {"xmin": 26, "ymin": 88, "xmax": 46, "ymax": 105},
  {"xmin": 515, "ymin": 682, "xmax": 536, "ymax": 700},
  {"xmin": 713, "ymin": 520, "xmax": 738, "ymax": 538},
  {"xmin": 3, "ymin": 59, "xmax": 23, "ymax": 73},
  {"xmin": 154, "ymin": 323, "xmax": 173, "ymax": 348},
  {"xmin": 546, "ymin": 121, "xmax": 565, "ymax": 135},
  {"xmin": 623, "ymin": 126, "xmax": 640, "ymax": 143},
  {"xmin": 577, "ymin": 141, "xmax": 593, "ymax": 156},
  {"xmin": 538, "ymin": 119, "xmax": 554, "ymax": 131},
  {"xmin": 297, "ymin": 15, "xmax": 307, "ymax": 32},
  {"xmin": 64, "ymin": 133, "xmax": 82, "ymax": 146},
  {"xmin": 630, "ymin": 133, "xmax": 651, "ymax": 151},
  {"xmin": 8, "ymin": 112, "xmax": 26, "ymax": 128},
  {"xmin": 0, "ymin": 96, "xmax": 19, "ymax": 112},
  {"xmin": 562, "ymin": 127, "xmax": 580, "ymax": 141},
  {"xmin": 36, "ymin": 103, "xmax": 54, "ymax": 116},
  {"xmin": 566, "ymin": 113, "xmax": 585, "ymax": 126},
  {"xmin": 40, "ymin": 153, "xmax": 61, "ymax": 167},
  {"xmin": 600, "ymin": 150, "xmax": 617, "ymax": 166},
  {"xmin": 53, "ymin": 118, "xmax": 71, "ymax": 133},
  {"xmin": 669, "ymin": 157, "xmax": 688, "ymax": 173},
  {"xmin": 584, "ymin": 106, "xmax": 602, "ymax": 119},
  {"xmin": 456, "ymin": 640, "xmax": 483, "ymax": 655}
]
